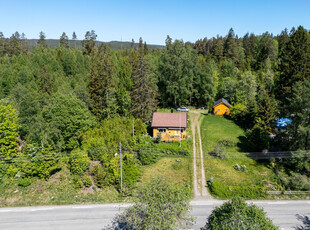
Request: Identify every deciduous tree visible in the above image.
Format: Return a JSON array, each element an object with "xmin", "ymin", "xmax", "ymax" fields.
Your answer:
[{"xmin": 202, "ymin": 197, "xmax": 278, "ymax": 230}]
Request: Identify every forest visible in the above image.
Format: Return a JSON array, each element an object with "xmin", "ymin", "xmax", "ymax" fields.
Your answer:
[{"xmin": 0, "ymin": 26, "xmax": 309, "ymax": 191}]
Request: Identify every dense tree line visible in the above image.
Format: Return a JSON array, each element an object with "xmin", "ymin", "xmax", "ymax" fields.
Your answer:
[{"xmin": 0, "ymin": 26, "xmax": 309, "ymax": 188}]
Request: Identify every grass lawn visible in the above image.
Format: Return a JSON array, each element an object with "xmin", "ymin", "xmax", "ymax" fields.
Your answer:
[
  {"xmin": 139, "ymin": 156, "xmax": 192, "ymax": 187},
  {"xmin": 201, "ymin": 115, "xmax": 279, "ymax": 188}
]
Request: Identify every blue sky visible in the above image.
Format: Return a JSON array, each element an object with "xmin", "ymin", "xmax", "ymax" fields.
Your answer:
[{"xmin": 0, "ymin": 0, "xmax": 309, "ymax": 45}]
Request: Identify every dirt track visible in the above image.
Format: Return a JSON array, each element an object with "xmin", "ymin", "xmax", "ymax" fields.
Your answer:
[{"xmin": 190, "ymin": 111, "xmax": 213, "ymax": 199}]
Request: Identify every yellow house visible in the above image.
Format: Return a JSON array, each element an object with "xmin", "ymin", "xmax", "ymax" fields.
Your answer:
[
  {"xmin": 151, "ymin": 112, "xmax": 187, "ymax": 142},
  {"xmin": 213, "ymin": 98, "xmax": 231, "ymax": 115}
]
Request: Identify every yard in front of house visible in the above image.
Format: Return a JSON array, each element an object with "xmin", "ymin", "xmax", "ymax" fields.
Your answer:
[{"xmin": 201, "ymin": 115, "xmax": 280, "ymax": 198}]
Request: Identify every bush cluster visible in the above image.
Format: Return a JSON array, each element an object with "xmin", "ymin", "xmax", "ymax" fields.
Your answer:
[
  {"xmin": 208, "ymin": 181, "xmax": 266, "ymax": 199},
  {"xmin": 209, "ymin": 143, "xmax": 227, "ymax": 159},
  {"xmin": 219, "ymin": 139, "xmax": 236, "ymax": 147},
  {"xmin": 18, "ymin": 177, "xmax": 31, "ymax": 187},
  {"xmin": 233, "ymin": 164, "xmax": 248, "ymax": 172}
]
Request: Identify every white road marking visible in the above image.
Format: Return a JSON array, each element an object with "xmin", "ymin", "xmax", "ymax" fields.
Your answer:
[
  {"xmin": 30, "ymin": 208, "xmax": 54, "ymax": 211},
  {"xmin": 0, "ymin": 210, "xmax": 12, "ymax": 213},
  {"xmin": 267, "ymin": 202, "xmax": 288, "ymax": 205}
]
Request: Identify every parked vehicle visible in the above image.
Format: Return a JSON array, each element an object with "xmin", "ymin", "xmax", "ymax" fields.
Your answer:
[{"xmin": 177, "ymin": 107, "xmax": 189, "ymax": 112}]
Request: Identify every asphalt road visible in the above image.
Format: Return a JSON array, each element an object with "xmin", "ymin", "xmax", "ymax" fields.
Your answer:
[{"xmin": 0, "ymin": 200, "xmax": 309, "ymax": 230}]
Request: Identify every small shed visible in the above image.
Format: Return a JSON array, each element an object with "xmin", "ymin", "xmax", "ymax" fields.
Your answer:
[{"xmin": 213, "ymin": 98, "xmax": 231, "ymax": 115}]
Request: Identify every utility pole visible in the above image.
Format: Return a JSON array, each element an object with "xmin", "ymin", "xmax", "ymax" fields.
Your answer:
[
  {"xmin": 179, "ymin": 112, "xmax": 181, "ymax": 147},
  {"xmin": 132, "ymin": 119, "xmax": 135, "ymax": 136},
  {"xmin": 119, "ymin": 142, "xmax": 123, "ymax": 192}
]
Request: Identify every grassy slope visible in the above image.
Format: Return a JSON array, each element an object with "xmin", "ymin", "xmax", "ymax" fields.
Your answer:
[
  {"xmin": 0, "ymin": 167, "xmax": 121, "ymax": 207},
  {"xmin": 201, "ymin": 115, "xmax": 278, "ymax": 187},
  {"xmin": 139, "ymin": 156, "xmax": 192, "ymax": 187}
]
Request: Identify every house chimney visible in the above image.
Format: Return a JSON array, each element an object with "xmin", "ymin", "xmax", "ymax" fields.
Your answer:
[{"xmin": 171, "ymin": 108, "xmax": 173, "ymax": 113}]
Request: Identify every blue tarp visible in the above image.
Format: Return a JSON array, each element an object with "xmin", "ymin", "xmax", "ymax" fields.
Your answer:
[{"xmin": 275, "ymin": 118, "xmax": 292, "ymax": 128}]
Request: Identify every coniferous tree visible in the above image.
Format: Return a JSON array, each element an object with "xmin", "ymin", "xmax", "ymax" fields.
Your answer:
[
  {"xmin": 243, "ymin": 32, "xmax": 257, "ymax": 67},
  {"xmin": 72, "ymin": 32, "xmax": 77, "ymax": 49},
  {"xmin": 277, "ymin": 26, "xmax": 310, "ymax": 107},
  {"xmin": 130, "ymin": 39, "xmax": 135, "ymax": 49},
  {"xmin": 277, "ymin": 28, "xmax": 290, "ymax": 60},
  {"xmin": 0, "ymin": 32, "xmax": 5, "ymax": 56},
  {"xmin": 82, "ymin": 30, "xmax": 97, "ymax": 55},
  {"xmin": 254, "ymin": 32, "xmax": 277, "ymax": 70},
  {"xmin": 116, "ymin": 55, "xmax": 132, "ymax": 116},
  {"xmin": 39, "ymin": 65, "xmax": 53, "ymax": 95},
  {"xmin": 224, "ymin": 28, "xmax": 239, "ymax": 63},
  {"xmin": 89, "ymin": 44, "xmax": 118, "ymax": 120},
  {"xmin": 194, "ymin": 38, "xmax": 208, "ymax": 56},
  {"xmin": 211, "ymin": 35, "xmax": 224, "ymax": 62},
  {"xmin": 288, "ymin": 80, "xmax": 310, "ymax": 150},
  {"xmin": 60, "ymin": 32, "xmax": 69, "ymax": 48},
  {"xmin": 38, "ymin": 31, "xmax": 47, "ymax": 48},
  {"xmin": 130, "ymin": 38, "xmax": 157, "ymax": 121},
  {"xmin": 143, "ymin": 42, "xmax": 149, "ymax": 55},
  {"xmin": 7, "ymin": 32, "xmax": 24, "ymax": 57}
]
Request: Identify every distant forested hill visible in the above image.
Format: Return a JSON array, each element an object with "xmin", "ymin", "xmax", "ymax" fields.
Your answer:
[{"xmin": 26, "ymin": 39, "xmax": 164, "ymax": 50}]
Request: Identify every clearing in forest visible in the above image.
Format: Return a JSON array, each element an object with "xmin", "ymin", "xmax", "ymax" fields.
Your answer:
[{"xmin": 201, "ymin": 115, "xmax": 279, "ymax": 198}]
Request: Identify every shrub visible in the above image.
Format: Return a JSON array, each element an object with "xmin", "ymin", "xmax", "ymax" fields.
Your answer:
[
  {"xmin": 288, "ymin": 173, "xmax": 310, "ymax": 191},
  {"xmin": 92, "ymin": 165, "xmax": 109, "ymax": 188},
  {"xmin": 156, "ymin": 141, "xmax": 189, "ymax": 156},
  {"xmin": 233, "ymin": 164, "xmax": 248, "ymax": 172},
  {"xmin": 137, "ymin": 149, "xmax": 160, "ymax": 165},
  {"xmin": 82, "ymin": 175, "xmax": 93, "ymax": 187},
  {"xmin": 208, "ymin": 181, "xmax": 265, "ymax": 199},
  {"xmin": 19, "ymin": 144, "xmax": 63, "ymax": 180},
  {"xmin": 219, "ymin": 139, "xmax": 237, "ymax": 147},
  {"xmin": 202, "ymin": 197, "xmax": 279, "ymax": 229},
  {"xmin": 209, "ymin": 143, "xmax": 227, "ymax": 159},
  {"xmin": 104, "ymin": 177, "xmax": 193, "ymax": 230},
  {"xmin": 123, "ymin": 163, "xmax": 140, "ymax": 187},
  {"xmin": 18, "ymin": 178, "xmax": 31, "ymax": 187},
  {"xmin": 154, "ymin": 134, "xmax": 162, "ymax": 143},
  {"xmin": 72, "ymin": 176, "xmax": 83, "ymax": 189},
  {"xmin": 68, "ymin": 150, "xmax": 90, "ymax": 175}
]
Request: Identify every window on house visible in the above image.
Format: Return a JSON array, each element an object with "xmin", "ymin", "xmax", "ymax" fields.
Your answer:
[{"xmin": 158, "ymin": 128, "xmax": 166, "ymax": 133}]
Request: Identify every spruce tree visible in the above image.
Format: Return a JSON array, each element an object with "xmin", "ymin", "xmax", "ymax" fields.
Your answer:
[
  {"xmin": 39, "ymin": 65, "xmax": 52, "ymax": 95},
  {"xmin": 82, "ymin": 30, "xmax": 97, "ymax": 55},
  {"xmin": 223, "ymin": 28, "xmax": 239, "ymax": 63},
  {"xmin": 211, "ymin": 35, "xmax": 224, "ymax": 62},
  {"xmin": 130, "ymin": 38, "xmax": 157, "ymax": 121},
  {"xmin": 89, "ymin": 44, "xmax": 118, "ymax": 120},
  {"xmin": 277, "ymin": 26, "xmax": 310, "ymax": 107},
  {"xmin": 0, "ymin": 32, "xmax": 4, "ymax": 57},
  {"xmin": 60, "ymin": 32, "xmax": 69, "ymax": 48},
  {"xmin": 7, "ymin": 32, "xmax": 23, "ymax": 56},
  {"xmin": 72, "ymin": 32, "xmax": 77, "ymax": 49},
  {"xmin": 38, "ymin": 31, "xmax": 47, "ymax": 48}
]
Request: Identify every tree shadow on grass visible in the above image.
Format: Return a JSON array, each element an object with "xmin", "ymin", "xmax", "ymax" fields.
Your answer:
[
  {"xmin": 295, "ymin": 214, "xmax": 310, "ymax": 230},
  {"xmin": 237, "ymin": 136, "xmax": 249, "ymax": 153}
]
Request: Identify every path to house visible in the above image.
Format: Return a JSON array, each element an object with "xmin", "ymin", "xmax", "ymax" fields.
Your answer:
[{"xmin": 190, "ymin": 110, "xmax": 213, "ymax": 199}]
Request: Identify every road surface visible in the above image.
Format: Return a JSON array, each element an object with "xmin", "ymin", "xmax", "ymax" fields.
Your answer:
[{"xmin": 0, "ymin": 200, "xmax": 309, "ymax": 230}]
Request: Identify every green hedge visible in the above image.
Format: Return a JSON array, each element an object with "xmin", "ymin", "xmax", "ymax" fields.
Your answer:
[{"xmin": 208, "ymin": 181, "xmax": 266, "ymax": 199}]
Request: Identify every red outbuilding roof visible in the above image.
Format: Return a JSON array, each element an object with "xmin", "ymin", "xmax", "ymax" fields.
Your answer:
[{"xmin": 151, "ymin": 112, "xmax": 187, "ymax": 128}]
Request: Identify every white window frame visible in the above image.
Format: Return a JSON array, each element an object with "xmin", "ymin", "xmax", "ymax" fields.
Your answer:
[{"xmin": 158, "ymin": 128, "xmax": 166, "ymax": 133}]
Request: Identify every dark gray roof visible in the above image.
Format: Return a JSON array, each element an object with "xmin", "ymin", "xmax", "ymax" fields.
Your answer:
[{"xmin": 213, "ymin": 98, "xmax": 232, "ymax": 107}]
